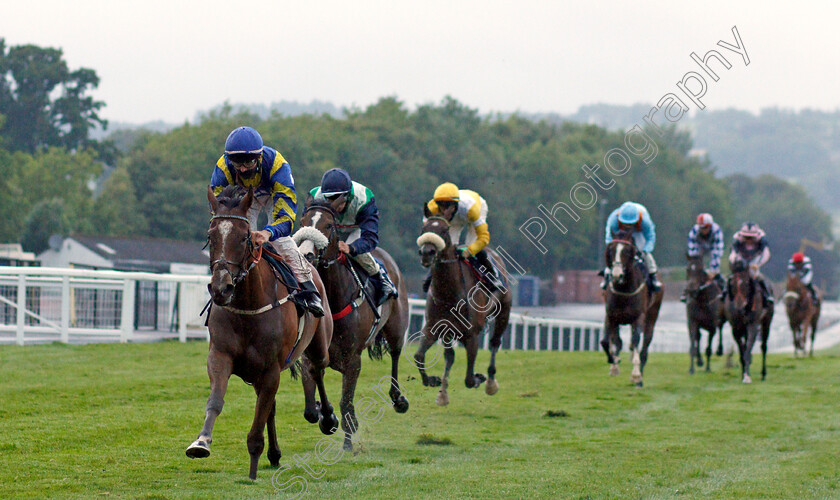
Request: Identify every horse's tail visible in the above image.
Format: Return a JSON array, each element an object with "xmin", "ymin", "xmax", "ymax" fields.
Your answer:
[
  {"xmin": 367, "ymin": 331, "xmax": 389, "ymax": 361},
  {"xmin": 287, "ymin": 359, "xmax": 303, "ymax": 380}
]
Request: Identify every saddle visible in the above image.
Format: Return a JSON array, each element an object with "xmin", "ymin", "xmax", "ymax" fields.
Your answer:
[{"xmin": 261, "ymin": 244, "xmax": 301, "ymax": 293}]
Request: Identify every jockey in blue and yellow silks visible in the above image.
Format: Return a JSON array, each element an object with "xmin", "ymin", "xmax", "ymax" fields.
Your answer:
[
  {"xmin": 422, "ymin": 182, "xmax": 502, "ymax": 292},
  {"xmin": 210, "ymin": 126, "xmax": 323, "ymax": 317}
]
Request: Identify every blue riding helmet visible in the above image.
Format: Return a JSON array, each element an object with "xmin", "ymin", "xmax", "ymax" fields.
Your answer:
[
  {"xmin": 618, "ymin": 202, "xmax": 641, "ymax": 224},
  {"xmin": 320, "ymin": 168, "xmax": 352, "ymax": 196},
  {"xmin": 224, "ymin": 126, "xmax": 263, "ymax": 158}
]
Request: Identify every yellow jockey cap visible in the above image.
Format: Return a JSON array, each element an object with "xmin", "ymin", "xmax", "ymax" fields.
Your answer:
[{"xmin": 433, "ymin": 182, "xmax": 460, "ymax": 202}]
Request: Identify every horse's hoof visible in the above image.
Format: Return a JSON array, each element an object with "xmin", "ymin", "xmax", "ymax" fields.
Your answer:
[
  {"xmin": 425, "ymin": 376, "xmax": 441, "ymax": 387},
  {"xmin": 436, "ymin": 390, "xmax": 449, "ymax": 406},
  {"xmin": 631, "ymin": 374, "xmax": 642, "ymax": 385},
  {"xmin": 696, "ymin": 358, "xmax": 704, "ymax": 368},
  {"xmin": 185, "ymin": 439, "xmax": 211, "ymax": 459},
  {"xmin": 303, "ymin": 407, "xmax": 320, "ymax": 424},
  {"xmin": 267, "ymin": 448, "xmax": 281, "ymax": 467},
  {"xmin": 635, "ymin": 381, "xmax": 644, "ymax": 388},
  {"xmin": 393, "ymin": 396, "xmax": 409, "ymax": 414},
  {"xmin": 609, "ymin": 365, "xmax": 620, "ymax": 377},
  {"xmin": 485, "ymin": 378, "xmax": 499, "ymax": 395},
  {"xmin": 689, "ymin": 366, "xmax": 695, "ymax": 375},
  {"xmin": 318, "ymin": 408, "xmax": 339, "ymax": 435},
  {"xmin": 343, "ymin": 440, "xmax": 353, "ymax": 452},
  {"xmin": 742, "ymin": 375, "xmax": 752, "ymax": 384},
  {"xmin": 470, "ymin": 373, "xmax": 486, "ymax": 388}
]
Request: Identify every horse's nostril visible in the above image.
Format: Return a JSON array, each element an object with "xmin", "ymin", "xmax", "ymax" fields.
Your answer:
[{"xmin": 223, "ymin": 283, "xmax": 234, "ymax": 295}]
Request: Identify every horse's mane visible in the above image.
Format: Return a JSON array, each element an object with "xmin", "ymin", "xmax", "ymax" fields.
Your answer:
[
  {"xmin": 612, "ymin": 228, "xmax": 635, "ymax": 243},
  {"xmin": 216, "ymin": 185, "xmax": 248, "ymax": 209},
  {"xmin": 307, "ymin": 197, "xmax": 337, "ymax": 211}
]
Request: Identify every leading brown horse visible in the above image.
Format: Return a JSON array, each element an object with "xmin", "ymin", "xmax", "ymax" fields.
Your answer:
[
  {"xmin": 783, "ymin": 273, "xmax": 820, "ymax": 357},
  {"xmin": 294, "ymin": 196, "xmax": 410, "ymax": 452},
  {"xmin": 415, "ymin": 209, "xmax": 513, "ymax": 406},
  {"xmin": 186, "ymin": 186, "xmax": 338, "ymax": 480},
  {"xmin": 724, "ymin": 261, "xmax": 773, "ymax": 383},
  {"xmin": 685, "ymin": 254, "xmax": 725, "ymax": 374},
  {"xmin": 601, "ymin": 229, "xmax": 664, "ymax": 387}
]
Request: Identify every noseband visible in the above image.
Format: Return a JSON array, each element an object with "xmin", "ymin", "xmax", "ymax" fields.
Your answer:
[
  {"xmin": 302, "ymin": 205, "xmax": 340, "ymax": 268},
  {"xmin": 209, "ymin": 214, "xmax": 262, "ymax": 285},
  {"xmin": 421, "ymin": 216, "xmax": 459, "ymax": 264}
]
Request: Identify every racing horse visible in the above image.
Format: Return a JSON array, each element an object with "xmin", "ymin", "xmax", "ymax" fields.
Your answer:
[
  {"xmin": 601, "ymin": 228, "xmax": 664, "ymax": 387},
  {"xmin": 415, "ymin": 206, "xmax": 513, "ymax": 406},
  {"xmin": 186, "ymin": 186, "xmax": 338, "ymax": 480},
  {"xmin": 293, "ymin": 195, "xmax": 410, "ymax": 452},
  {"xmin": 783, "ymin": 272, "xmax": 820, "ymax": 357},
  {"xmin": 724, "ymin": 260, "xmax": 773, "ymax": 383},
  {"xmin": 685, "ymin": 254, "xmax": 726, "ymax": 374}
]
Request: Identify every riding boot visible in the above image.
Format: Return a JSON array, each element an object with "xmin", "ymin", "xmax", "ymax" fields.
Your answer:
[
  {"xmin": 422, "ymin": 271, "xmax": 432, "ymax": 294},
  {"xmin": 475, "ymin": 250, "xmax": 503, "ymax": 292},
  {"xmin": 806, "ymin": 283, "xmax": 819, "ymax": 306},
  {"xmin": 648, "ymin": 272, "xmax": 662, "ymax": 292},
  {"xmin": 679, "ymin": 289, "xmax": 687, "ymax": 303},
  {"xmin": 598, "ymin": 268, "xmax": 607, "ymax": 290},
  {"xmin": 372, "ymin": 268, "xmax": 398, "ymax": 306},
  {"xmin": 758, "ymin": 278, "xmax": 774, "ymax": 308},
  {"xmin": 291, "ymin": 280, "xmax": 325, "ymax": 318}
]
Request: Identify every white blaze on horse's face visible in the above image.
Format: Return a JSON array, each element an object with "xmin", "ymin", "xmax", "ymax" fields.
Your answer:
[
  {"xmin": 611, "ymin": 243, "xmax": 625, "ymax": 282},
  {"xmin": 217, "ymin": 220, "xmax": 234, "ymax": 261},
  {"xmin": 309, "ymin": 211, "xmax": 322, "ymax": 228}
]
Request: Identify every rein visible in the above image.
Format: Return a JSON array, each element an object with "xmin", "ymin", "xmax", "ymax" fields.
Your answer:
[{"xmin": 608, "ymin": 280, "xmax": 646, "ymax": 297}]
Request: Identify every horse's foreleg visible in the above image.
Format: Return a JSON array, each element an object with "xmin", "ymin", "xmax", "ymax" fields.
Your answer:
[
  {"xmin": 601, "ymin": 322, "xmax": 621, "ymax": 375},
  {"xmin": 265, "ymin": 399, "xmax": 281, "ymax": 467},
  {"xmin": 338, "ymin": 357, "xmax": 361, "ymax": 452},
  {"xmin": 186, "ymin": 348, "xmax": 233, "ymax": 460},
  {"xmin": 300, "ymin": 357, "xmax": 320, "ymax": 424},
  {"xmin": 436, "ymin": 346, "xmax": 456, "ymax": 406},
  {"xmin": 704, "ymin": 327, "xmax": 715, "ymax": 372},
  {"xmin": 630, "ymin": 323, "xmax": 644, "ymax": 386},
  {"xmin": 310, "ymin": 361, "xmax": 339, "ymax": 436},
  {"xmin": 463, "ymin": 334, "xmax": 485, "ymax": 389},
  {"xmin": 486, "ymin": 304, "xmax": 510, "ymax": 396},
  {"xmin": 383, "ymin": 324, "xmax": 409, "ymax": 413},
  {"xmin": 742, "ymin": 325, "xmax": 759, "ymax": 383},
  {"xmin": 413, "ymin": 331, "xmax": 441, "ymax": 387},
  {"xmin": 247, "ymin": 368, "xmax": 280, "ymax": 480},
  {"xmin": 687, "ymin": 321, "xmax": 698, "ymax": 375}
]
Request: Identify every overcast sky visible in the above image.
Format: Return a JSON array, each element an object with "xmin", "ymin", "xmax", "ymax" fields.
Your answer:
[{"xmin": 2, "ymin": 1, "xmax": 838, "ymax": 124}]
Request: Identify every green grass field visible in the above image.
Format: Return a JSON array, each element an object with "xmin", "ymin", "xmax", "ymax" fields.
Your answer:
[{"xmin": 1, "ymin": 341, "xmax": 839, "ymax": 499}]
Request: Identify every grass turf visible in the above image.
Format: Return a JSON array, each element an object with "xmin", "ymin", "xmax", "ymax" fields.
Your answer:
[{"xmin": 1, "ymin": 340, "xmax": 839, "ymax": 499}]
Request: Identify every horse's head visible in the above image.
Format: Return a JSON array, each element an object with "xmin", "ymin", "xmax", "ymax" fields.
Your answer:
[
  {"xmin": 783, "ymin": 272, "xmax": 805, "ymax": 306},
  {"xmin": 293, "ymin": 194, "xmax": 337, "ymax": 267},
  {"xmin": 728, "ymin": 259, "xmax": 756, "ymax": 311},
  {"xmin": 605, "ymin": 230, "xmax": 638, "ymax": 286},
  {"xmin": 417, "ymin": 202, "xmax": 453, "ymax": 268},
  {"xmin": 207, "ymin": 185, "xmax": 256, "ymax": 305}
]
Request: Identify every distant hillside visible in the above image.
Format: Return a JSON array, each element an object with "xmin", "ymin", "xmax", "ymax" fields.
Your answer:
[{"xmin": 545, "ymin": 103, "xmax": 840, "ymax": 212}]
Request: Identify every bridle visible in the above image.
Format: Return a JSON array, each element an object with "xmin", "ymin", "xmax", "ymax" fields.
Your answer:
[
  {"xmin": 301, "ymin": 204, "xmax": 341, "ymax": 268},
  {"xmin": 606, "ymin": 238, "xmax": 646, "ymax": 296},
  {"xmin": 422, "ymin": 216, "xmax": 459, "ymax": 264},
  {"xmin": 685, "ymin": 258, "xmax": 718, "ymax": 304},
  {"xmin": 208, "ymin": 214, "xmax": 263, "ymax": 286}
]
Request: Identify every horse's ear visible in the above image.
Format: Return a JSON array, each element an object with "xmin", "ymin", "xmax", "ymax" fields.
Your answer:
[
  {"xmin": 207, "ymin": 186, "xmax": 219, "ymax": 214},
  {"xmin": 242, "ymin": 187, "xmax": 254, "ymax": 211},
  {"xmin": 423, "ymin": 201, "xmax": 432, "ymax": 218}
]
